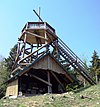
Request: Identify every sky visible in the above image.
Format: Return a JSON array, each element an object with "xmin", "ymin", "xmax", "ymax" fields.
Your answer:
[{"xmin": 0, "ymin": 0, "xmax": 100, "ymax": 65}]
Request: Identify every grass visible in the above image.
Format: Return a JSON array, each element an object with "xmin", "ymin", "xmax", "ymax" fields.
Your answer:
[{"xmin": 0, "ymin": 84, "xmax": 100, "ymax": 107}]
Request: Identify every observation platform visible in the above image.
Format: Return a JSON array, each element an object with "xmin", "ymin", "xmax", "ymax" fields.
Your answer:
[{"xmin": 19, "ymin": 22, "xmax": 58, "ymax": 44}]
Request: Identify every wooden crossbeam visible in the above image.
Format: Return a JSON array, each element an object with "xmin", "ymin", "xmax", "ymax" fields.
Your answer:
[
  {"xmin": 29, "ymin": 74, "xmax": 52, "ymax": 87},
  {"xmin": 25, "ymin": 31, "xmax": 48, "ymax": 41},
  {"xmin": 12, "ymin": 66, "xmax": 23, "ymax": 74}
]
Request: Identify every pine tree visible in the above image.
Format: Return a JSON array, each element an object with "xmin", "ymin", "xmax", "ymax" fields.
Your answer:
[
  {"xmin": 90, "ymin": 50, "xmax": 100, "ymax": 83},
  {"xmin": 5, "ymin": 44, "xmax": 18, "ymax": 72},
  {"xmin": 0, "ymin": 59, "xmax": 9, "ymax": 98},
  {"xmin": 0, "ymin": 44, "xmax": 17, "ymax": 98}
]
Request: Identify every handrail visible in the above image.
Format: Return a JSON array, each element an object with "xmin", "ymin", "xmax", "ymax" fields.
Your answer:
[
  {"xmin": 58, "ymin": 37, "xmax": 89, "ymax": 70},
  {"xmin": 57, "ymin": 43, "xmax": 96, "ymax": 84},
  {"xmin": 18, "ymin": 43, "xmax": 49, "ymax": 63},
  {"xmin": 57, "ymin": 37, "xmax": 96, "ymax": 84}
]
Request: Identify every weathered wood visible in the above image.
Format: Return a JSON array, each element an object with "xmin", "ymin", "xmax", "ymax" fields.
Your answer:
[
  {"xmin": 25, "ymin": 31, "xmax": 48, "ymax": 41},
  {"xmin": 44, "ymin": 28, "xmax": 49, "ymax": 51},
  {"xmin": 33, "ymin": 54, "xmax": 67, "ymax": 74},
  {"xmin": 47, "ymin": 55, "xmax": 50, "ymax": 69},
  {"xmin": 20, "ymin": 62, "xmax": 31, "ymax": 66},
  {"xmin": 29, "ymin": 45, "xmax": 33, "ymax": 62},
  {"xmin": 12, "ymin": 66, "xmax": 23, "ymax": 75},
  {"xmin": 22, "ymin": 34, "xmax": 27, "ymax": 58},
  {"xmin": 46, "ymin": 32, "xmax": 54, "ymax": 43},
  {"xmin": 47, "ymin": 71, "xmax": 52, "ymax": 93},
  {"xmin": 6, "ymin": 79, "xmax": 18, "ymax": 97},
  {"xmin": 29, "ymin": 74, "xmax": 52, "ymax": 86},
  {"xmin": 17, "ymin": 42, "xmax": 20, "ymax": 55},
  {"xmin": 19, "ymin": 44, "xmax": 48, "ymax": 63}
]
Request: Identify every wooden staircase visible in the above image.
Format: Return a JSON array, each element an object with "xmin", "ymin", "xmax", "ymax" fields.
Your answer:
[{"xmin": 51, "ymin": 37, "xmax": 96, "ymax": 85}]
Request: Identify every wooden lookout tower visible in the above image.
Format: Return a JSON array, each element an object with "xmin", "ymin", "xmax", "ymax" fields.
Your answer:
[{"xmin": 6, "ymin": 11, "xmax": 96, "ymax": 97}]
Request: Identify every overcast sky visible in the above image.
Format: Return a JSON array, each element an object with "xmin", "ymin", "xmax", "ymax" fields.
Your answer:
[{"xmin": 0, "ymin": 0, "xmax": 100, "ymax": 64}]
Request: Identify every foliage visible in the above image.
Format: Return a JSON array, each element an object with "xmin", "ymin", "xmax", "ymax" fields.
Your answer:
[
  {"xmin": 5, "ymin": 44, "xmax": 18, "ymax": 72},
  {"xmin": 0, "ymin": 59, "xmax": 9, "ymax": 99},
  {"xmin": 66, "ymin": 81, "xmax": 84, "ymax": 92},
  {"xmin": 90, "ymin": 50, "xmax": 100, "ymax": 83},
  {"xmin": 0, "ymin": 44, "xmax": 18, "ymax": 98}
]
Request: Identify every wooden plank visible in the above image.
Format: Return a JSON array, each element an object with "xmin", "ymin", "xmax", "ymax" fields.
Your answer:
[
  {"xmin": 6, "ymin": 79, "xmax": 18, "ymax": 97},
  {"xmin": 29, "ymin": 74, "xmax": 52, "ymax": 87}
]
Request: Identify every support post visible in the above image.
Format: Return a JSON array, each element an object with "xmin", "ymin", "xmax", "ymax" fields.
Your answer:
[
  {"xmin": 44, "ymin": 23, "xmax": 49, "ymax": 51},
  {"xmin": 29, "ymin": 45, "xmax": 33, "ymax": 62},
  {"xmin": 55, "ymin": 40, "xmax": 60, "ymax": 60},
  {"xmin": 22, "ymin": 34, "xmax": 27, "ymax": 58},
  {"xmin": 17, "ymin": 41, "xmax": 20, "ymax": 55},
  {"xmin": 47, "ymin": 71, "xmax": 52, "ymax": 93}
]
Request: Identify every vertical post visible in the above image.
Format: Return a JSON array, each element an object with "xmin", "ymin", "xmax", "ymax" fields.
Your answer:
[
  {"xmin": 22, "ymin": 34, "xmax": 27, "ymax": 58},
  {"xmin": 55, "ymin": 40, "xmax": 60, "ymax": 60},
  {"xmin": 30, "ymin": 45, "xmax": 33, "ymax": 62},
  {"xmin": 44, "ymin": 22, "xmax": 49, "ymax": 51},
  {"xmin": 37, "ymin": 39, "xmax": 39, "ymax": 58},
  {"xmin": 38, "ymin": 7, "xmax": 40, "ymax": 22},
  {"xmin": 47, "ymin": 71, "xmax": 52, "ymax": 93},
  {"xmin": 17, "ymin": 41, "xmax": 20, "ymax": 55}
]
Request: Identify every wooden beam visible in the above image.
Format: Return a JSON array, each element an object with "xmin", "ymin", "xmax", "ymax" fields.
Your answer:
[
  {"xmin": 12, "ymin": 45, "xmax": 24, "ymax": 69},
  {"xmin": 12, "ymin": 66, "xmax": 23, "ymax": 74},
  {"xmin": 47, "ymin": 71, "xmax": 52, "ymax": 93},
  {"xmin": 29, "ymin": 74, "xmax": 52, "ymax": 87},
  {"xmin": 22, "ymin": 33, "xmax": 27, "ymax": 58},
  {"xmin": 18, "ymin": 43, "xmax": 48, "ymax": 63},
  {"xmin": 17, "ymin": 42, "xmax": 20, "ymax": 55},
  {"xmin": 50, "ymin": 71, "xmax": 65, "ymax": 92},
  {"xmin": 29, "ymin": 45, "xmax": 33, "ymax": 62},
  {"xmin": 25, "ymin": 31, "xmax": 48, "ymax": 41},
  {"xmin": 18, "ymin": 31, "xmax": 26, "ymax": 41},
  {"xmin": 25, "ymin": 48, "xmax": 32, "ymax": 51},
  {"xmin": 20, "ymin": 62, "xmax": 31, "ymax": 66}
]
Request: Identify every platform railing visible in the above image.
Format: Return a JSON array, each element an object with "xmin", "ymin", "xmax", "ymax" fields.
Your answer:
[{"xmin": 21, "ymin": 22, "xmax": 55, "ymax": 34}]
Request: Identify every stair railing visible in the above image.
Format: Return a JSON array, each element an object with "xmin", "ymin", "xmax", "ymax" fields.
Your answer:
[{"xmin": 58, "ymin": 37, "xmax": 89, "ymax": 71}]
